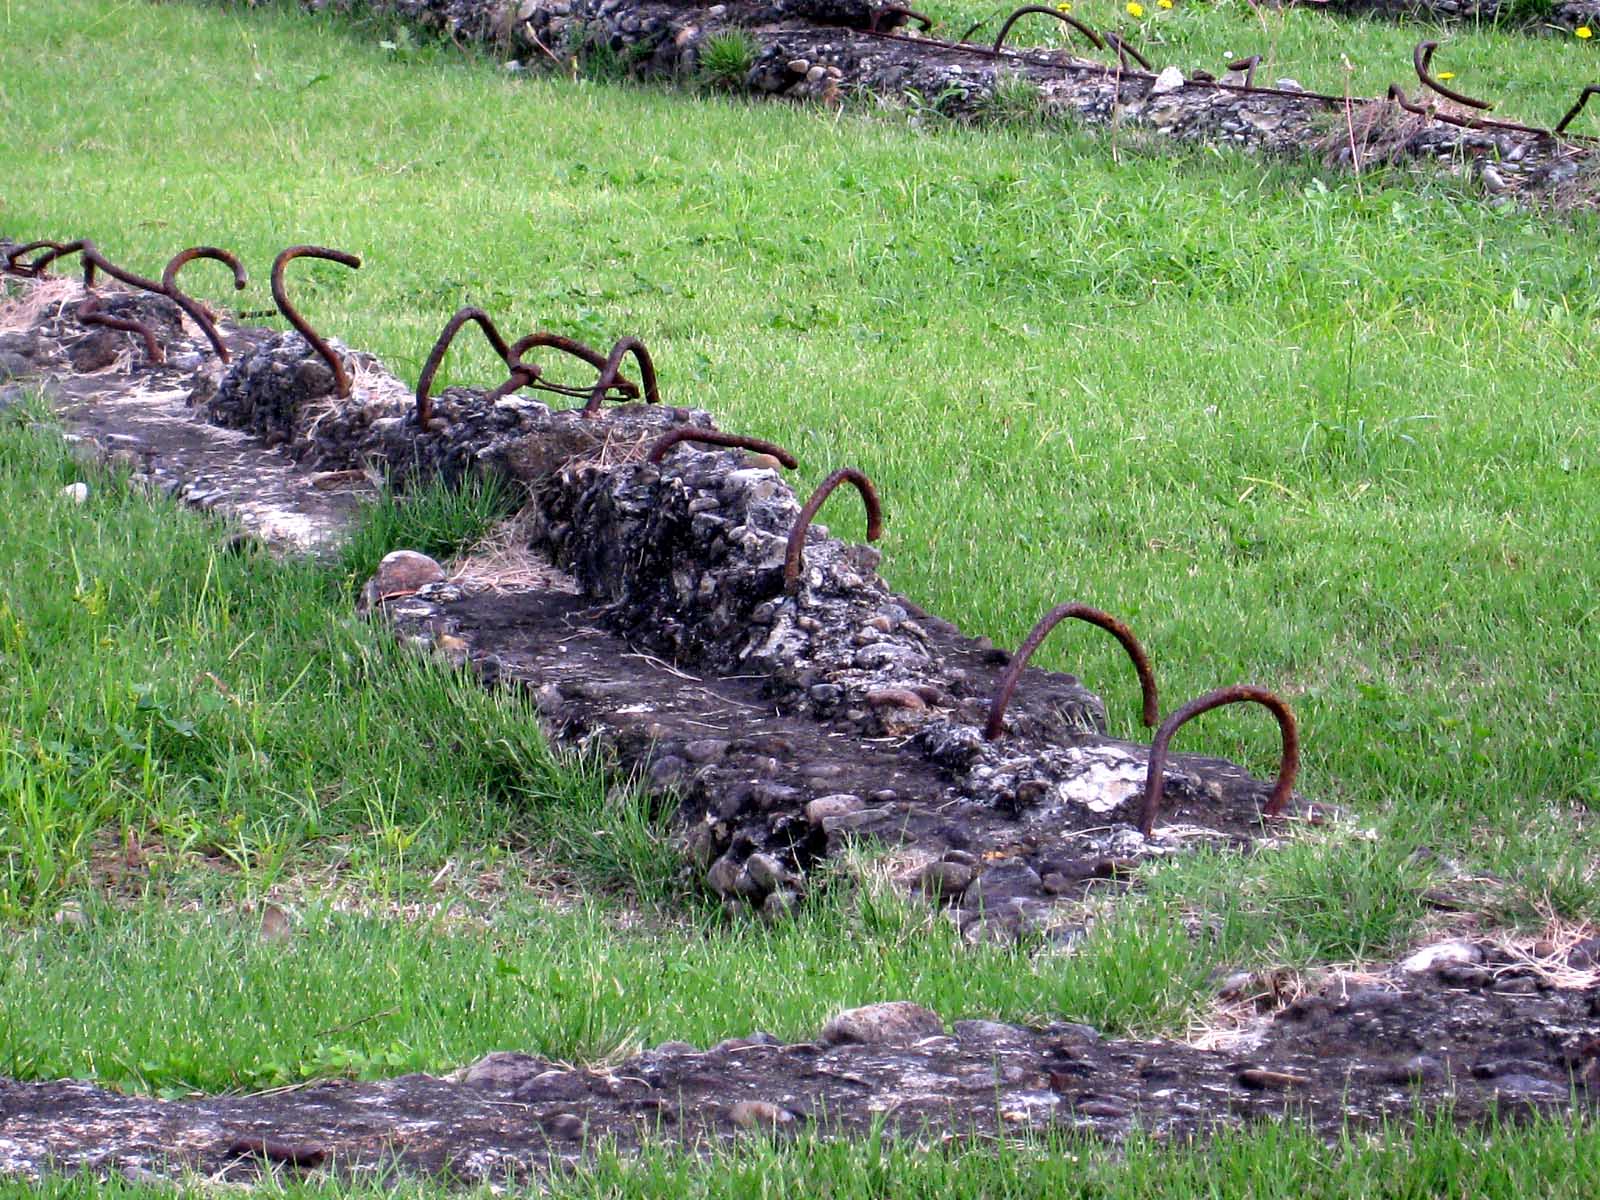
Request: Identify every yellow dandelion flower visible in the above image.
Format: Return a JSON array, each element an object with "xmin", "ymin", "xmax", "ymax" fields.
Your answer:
[
  {"xmin": 1578, "ymin": 25, "xmax": 1593, "ymax": 37},
  {"xmin": 1436, "ymin": 71, "xmax": 1455, "ymax": 80},
  {"xmin": 1158, "ymin": 0, "xmax": 1173, "ymax": 8},
  {"xmin": 1127, "ymin": 1, "xmax": 1145, "ymax": 15},
  {"xmin": 1056, "ymin": 1, "xmax": 1072, "ymax": 10}
]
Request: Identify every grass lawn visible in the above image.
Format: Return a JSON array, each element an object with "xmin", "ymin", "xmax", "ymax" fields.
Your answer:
[{"xmin": 1, "ymin": 0, "xmax": 1598, "ymax": 1191}]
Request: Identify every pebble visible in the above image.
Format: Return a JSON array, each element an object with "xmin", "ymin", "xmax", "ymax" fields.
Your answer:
[
  {"xmin": 1236, "ymin": 1068, "xmax": 1311, "ymax": 1090},
  {"xmin": 1151, "ymin": 66, "xmax": 1185, "ymax": 96},
  {"xmin": 918, "ymin": 861, "xmax": 975, "ymax": 902},
  {"xmin": 787, "ymin": 59, "xmax": 810, "ymax": 74},
  {"xmin": 458, "ymin": 1052, "xmax": 547, "ymax": 1091},
  {"xmin": 820, "ymin": 1001, "xmax": 944, "ymax": 1047},
  {"xmin": 374, "ymin": 549, "xmax": 445, "ymax": 598},
  {"xmin": 60, "ymin": 482, "xmax": 89, "ymax": 504},
  {"xmin": 683, "ymin": 738, "xmax": 729, "ymax": 764},
  {"xmin": 729, "ymin": 1099, "xmax": 795, "ymax": 1128},
  {"xmin": 1400, "ymin": 940, "xmax": 1482, "ymax": 974},
  {"xmin": 805, "ymin": 794, "xmax": 863, "ymax": 824}
]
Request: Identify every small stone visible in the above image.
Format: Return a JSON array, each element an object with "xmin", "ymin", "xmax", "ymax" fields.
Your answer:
[
  {"xmin": 60, "ymin": 482, "xmax": 89, "ymax": 504},
  {"xmin": 706, "ymin": 854, "xmax": 744, "ymax": 898},
  {"xmin": 867, "ymin": 688, "xmax": 926, "ymax": 711},
  {"xmin": 820, "ymin": 1001, "xmax": 944, "ymax": 1047},
  {"xmin": 919, "ymin": 861, "xmax": 975, "ymax": 902},
  {"xmin": 543, "ymin": 1113, "xmax": 586, "ymax": 1138},
  {"xmin": 1400, "ymin": 940, "xmax": 1482, "ymax": 974},
  {"xmin": 53, "ymin": 901, "xmax": 88, "ymax": 929},
  {"xmin": 1275, "ymin": 78, "xmax": 1304, "ymax": 92},
  {"xmin": 457, "ymin": 1051, "xmax": 547, "ymax": 1091},
  {"xmin": 1074, "ymin": 1098, "xmax": 1131, "ymax": 1118},
  {"xmin": 762, "ymin": 887, "xmax": 799, "ymax": 917},
  {"xmin": 1150, "ymin": 65, "xmax": 1185, "ymax": 95},
  {"xmin": 683, "ymin": 738, "xmax": 729, "ymax": 764},
  {"xmin": 375, "ymin": 549, "xmax": 445, "ymax": 598},
  {"xmin": 259, "ymin": 903, "xmax": 293, "ymax": 943},
  {"xmin": 1480, "ymin": 165, "xmax": 1509, "ymax": 194},
  {"xmin": 729, "ymin": 1099, "xmax": 795, "ymax": 1129},
  {"xmin": 806, "ymin": 65, "xmax": 826, "ymax": 83},
  {"xmin": 744, "ymin": 852, "xmax": 789, "ymax": 892},
  {"xmin": 1236, "ymin": 1068, "xmax": 1310, "ymax": 1090},
  {"xmin": 786, "ymin": 58, "xmax": 810, "ymax": 74},
  {"xmin": 1493, "ymin": 976, "xmax": 1540, "ymax": 995},
  {"xmin": 652, "ymin": 1040, "xmax": 697, "ymax": 1056},
  {"xmin": 806, "ymin": 794, "xmax": 864, "ymax": 824},
  {"xmin": 1491, "ymin": 1074, "xmax": 1565, "ymax": 1100}
]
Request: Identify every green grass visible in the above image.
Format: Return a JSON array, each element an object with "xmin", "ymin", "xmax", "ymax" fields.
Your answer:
[
  {"xmin": 0, "ymin": 411, "xmax": 671, "ymax": 913},
  {"xmin": 0, "ymin": 0, "xmax": 1597, "ymax": 1100},
  {"xmin": 0, "ymin": 881, "xmax": 1202, "ymax": 1093}
]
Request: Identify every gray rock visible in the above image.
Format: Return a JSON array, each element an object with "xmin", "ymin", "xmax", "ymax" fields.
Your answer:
[{"xmin": 820, "ymin": 1001, "xmax": 944, "ymax": 1046}]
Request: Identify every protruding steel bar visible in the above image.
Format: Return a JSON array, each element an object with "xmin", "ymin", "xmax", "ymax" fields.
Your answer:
[
  {"xmin": 487, "ymin": 331, "xmax": 641, "ymax": 404},
  {"xmin": 270, "ymin": 245, "xmax": 362, "ymax": 399},
  {"xmin": 992, "ymin": 5, "xmax": 1106, "ymax": 54},
  {"xmin": 1137, "ymin": 685, "xmax": 1299, "ymax": 837},
  {"xmin": 783, "ymin": 467, "xmax": 884, "ymax": 590},
  {"xmin": 1555, "ymin": 85, "xmax": 1600, "ymax": 136},
  {"xmin": 645, "ymin": 428, "xmax": 799, "ymax": 467},
  {"xmin": 28, "ymin": 240, "xmax": 164, "ymax": 294},
  {"xmin": 162, "ymin": 247, "xmax": 247, "ymax": 363},
  {"xmin": 1414, "ymin": 40, "xmax": 1492, "ymax": 111},
  {"xmin": 415, "ymin": 307, "xmax": 519, "ymax": 427},
  {"xmin": 78, "ymin": 293, "xmax": 164, "ymax": 364},
  {"xmin": 870, "ymin": 4, "xmax": 933, "ymax": 32},
  {"xmin": 1227, "ymin": 55, "xmax": 1260, "ymax": 89},
  {"xmin": 983, "ymin": 603, "xmax": 1158, "ymax": 740},
  {"xmin": 1106, "ymin": 31, "xmax": 1153, "ymax": 72},
  {"xmin": 3, "ymin": 240, "xmax": 67, "ymax": 276},
  {"xmin": 1387, "ymin": 82, "xmax": 1431, "ymax": 116},
  {"xmin": 583, "ymin": 336, "xmax": 660, "ymax": 416}
]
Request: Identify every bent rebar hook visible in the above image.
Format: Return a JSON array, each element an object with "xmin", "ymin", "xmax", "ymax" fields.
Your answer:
[
  {"xmin": 784, "ymin": 467, "xmax": 885, "ymax": 590},
  {"xmin": 1137, "ymin": 685, "xmax": 1299, "ymax": 837},
  {"xmin": 271, "ymin": 245, "xmax": 362, "ymax": 399},
  {"xmin": 984, "ymin": 603, "xmax": 1158, "ymax": 740}
]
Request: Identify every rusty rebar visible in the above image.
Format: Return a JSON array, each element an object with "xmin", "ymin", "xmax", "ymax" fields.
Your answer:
[
  {"xmin": 983, "ymin": 603, "xmax": 1158, "ymax": 740},
  {"xmin": 870, "ymin": 4, "xmax": 933, "ymax": 32},
  {"xmin": 3, "ymin": 240, "xmax": 66, "ymax": 277},
  {"xmin": 583, "ymin": 336, "xmax": 660, "ymax": 416},
  {"xmin": 77, "ymin": 293, "xmax": 164, "ymax": 365},
  {"xmin": 1386, "ymin": 82, "xmax": 1430, "ymax": 116},
  {"xmin": 1555, "ymin": 85, "xmax": 1600, "ymax": 136},
  {"xmin": 27, "ymin": 241, "xmax": 165, "ymax": 294},
  {"xmin": 1106, "ymin": 31, "xmax": 1153, "ymax": 72},
  {"xmin": 270, "ymin": 245, "xmax": 362, "ymax": 399},
  {"xmin": 992, "ymin": 5, "xmax": 1106, "ymax": 54},
  {"xmin": 162, "ymin": 247, "xmax": 247, "ymax": 363},
  {"xmin": 1414, "ymin": 40, "xmax": 1492, "ymax": 111},
  {"xmin": 485, "ymin": 331, "xmax": 642, "ymax": 404},
  {"xmin": 784, "ymin": 467, "xmax": 884, "ymax": 590},
  {"xmin": 1137, "ymin": 685, "xmax": 1299, "ymax": 837},
  {"xmin": 645, "ymin": 428, "xmax": 799, "ymax": 467},
  {"xmin": 414, "ymin": 307, "xmax": 519, "ymax": 427},
  {"xmin": 1227, "ymin": 55, "xmax": 1260, "ymax": 89}
]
